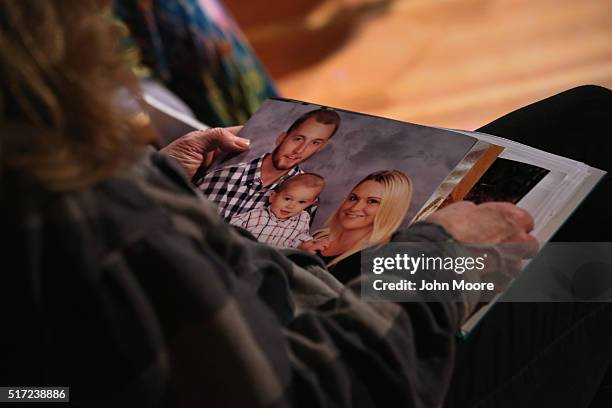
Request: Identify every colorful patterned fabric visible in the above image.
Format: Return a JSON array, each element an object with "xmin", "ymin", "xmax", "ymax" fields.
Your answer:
[{"xmin": 115, "ymin": 0, "xmax": 278, "ymax": 127}]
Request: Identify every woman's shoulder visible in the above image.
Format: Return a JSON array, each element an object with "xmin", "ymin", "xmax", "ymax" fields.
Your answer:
[{"xmin": 5, "ymin": 149, "xmax": 223, "ymax": 272}]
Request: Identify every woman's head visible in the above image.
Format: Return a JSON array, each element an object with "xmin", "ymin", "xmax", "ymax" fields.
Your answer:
[
  {"xmin": 0, "ymin": 0, "xmax": 142, "ymax": 191},
  {"xmin": 324, "ymin": 170, "xmax": 412, "ymax": 264},
  {"xmin": 337, "ymin": 179, "xmax": 385, "ymax": 232}
]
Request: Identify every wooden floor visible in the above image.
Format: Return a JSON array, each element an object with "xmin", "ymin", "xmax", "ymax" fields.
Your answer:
[{"xmin": 225, "ymin": 0, "xmax": 612, "ymax": 130}]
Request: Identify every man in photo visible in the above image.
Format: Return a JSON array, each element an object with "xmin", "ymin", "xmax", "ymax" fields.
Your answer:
[
  {"xmin": 229, "ymin": 173, "xmax": 325, "ymax": 248},
  {"xmin": 197, "ymin": 108, "xmax": 341, "ymax": 220}
]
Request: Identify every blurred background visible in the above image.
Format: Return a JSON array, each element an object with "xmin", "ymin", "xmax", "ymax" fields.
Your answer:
[{"xmin": 223, "ymin": 0, "xmax": 612, "ymax": 130}]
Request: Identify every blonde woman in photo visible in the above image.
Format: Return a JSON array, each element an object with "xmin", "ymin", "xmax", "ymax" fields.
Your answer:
[{"xmin": 300, "ymin": 170, "xmax": 413, "ymax": 283}]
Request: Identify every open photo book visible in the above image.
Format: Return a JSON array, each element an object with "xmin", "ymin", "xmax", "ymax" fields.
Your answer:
[{"xmin": 145, "ymin": 94, "xmax": 606, "ymax": 334}]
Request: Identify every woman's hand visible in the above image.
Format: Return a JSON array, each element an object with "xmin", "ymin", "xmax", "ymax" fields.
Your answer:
[
  {"xmin": 427, "ymin": 201, "xmax": 538, "ymax": 281},
  {"xmin": 299, "ymin": 239, "xmax": 330, "ymax": 254},
  {"xmin": 427, "ymin": 201, "xmax": 536, "ymax": 246},
  {"xmin": 160, "ymin": 127, "xmax": 250, "ymax": 178}
]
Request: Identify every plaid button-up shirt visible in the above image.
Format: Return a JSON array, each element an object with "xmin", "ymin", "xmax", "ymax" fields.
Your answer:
[
  {"xmin": 4, "ymin": 149, "xmax": 475, "ymax": 407},
  {"xmin": 230, "ymin": 205, "xmax": 313, "ymax": 248},
  {"xmin": 197, "ymin": 154, "xmax": 303, "ymax": 221}
]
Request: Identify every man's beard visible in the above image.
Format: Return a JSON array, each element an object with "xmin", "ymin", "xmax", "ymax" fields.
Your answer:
[{"xmin": 271, "ymin": 148, "xmax": 294, "ymax": 170}]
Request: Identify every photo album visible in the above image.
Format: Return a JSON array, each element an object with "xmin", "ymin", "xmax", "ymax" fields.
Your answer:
[{"xmin": 145, "ymin": 94, "xmax": 606, "ymax": 333}]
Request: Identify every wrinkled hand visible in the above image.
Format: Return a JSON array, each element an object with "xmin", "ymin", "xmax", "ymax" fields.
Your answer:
[
  {"xmin": 160, "ymin": 127, "xmax": 250, "ymax": 178},
  {"xmin": 427, "ymin": 201, "xmax": 538, "ymax": 281},
  {"xmin": 427, "ymin": 201, "xmax": 536, "ymax": 246}
]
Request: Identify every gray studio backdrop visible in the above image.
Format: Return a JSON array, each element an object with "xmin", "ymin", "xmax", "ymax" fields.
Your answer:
[{"xmin": 209, "ymin": 99, "xmax": 477, "ymax": 230}]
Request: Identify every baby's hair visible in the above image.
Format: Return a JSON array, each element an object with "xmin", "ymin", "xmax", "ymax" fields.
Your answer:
[{"xmin": 276, "ymin": 173, "xmax": 326, "ymax": 194}]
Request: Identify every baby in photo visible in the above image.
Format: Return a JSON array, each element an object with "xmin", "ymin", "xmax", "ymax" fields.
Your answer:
[{"xmin": 229, "ymin": 173, "xmax": 325, "ymax": 248}]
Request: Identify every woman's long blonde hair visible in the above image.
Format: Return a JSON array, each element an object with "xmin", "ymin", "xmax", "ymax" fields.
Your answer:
[
  {"xmin": 0, "ymin": 0, "xmax": 143, "ymax": 191},
  {"xmin": 319, "ymin": 170, "xmax": 413, "ymax": 267}
]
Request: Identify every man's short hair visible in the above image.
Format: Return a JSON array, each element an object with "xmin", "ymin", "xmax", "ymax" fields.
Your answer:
[
  {"xmin": 276, "ymin": 173, "xmax": 326, "ymax": 194},
  {"xmin": 286, "ymin": 108, "xmax": 341, "ymax": 139}
]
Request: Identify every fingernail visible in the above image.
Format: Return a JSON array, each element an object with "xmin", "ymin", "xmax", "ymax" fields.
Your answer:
[{"xmin": 235, "ymin": 137, "xmax": 250, "ymax": 148}]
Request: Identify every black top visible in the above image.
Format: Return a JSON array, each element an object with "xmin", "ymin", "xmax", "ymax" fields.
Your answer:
[{"xmin": 317, "ymin": 251, "xmax": 361, "ymax": 284}]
